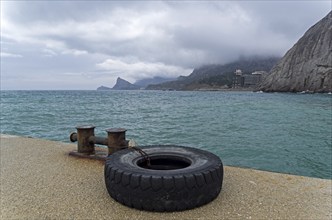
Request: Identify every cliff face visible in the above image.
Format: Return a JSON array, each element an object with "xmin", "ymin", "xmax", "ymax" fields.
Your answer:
[
  {"xmin": 259, "ymin": 12, "xmax": 332, "ymax": 92},
  {"xmin": 112, "ymin": 77, "xmax": 140, "ymax": 90}
]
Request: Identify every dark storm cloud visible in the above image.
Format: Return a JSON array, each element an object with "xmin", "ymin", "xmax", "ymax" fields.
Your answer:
[{"xmin": 1, "ymin": 1, "xmax": 331, "ymax": 89}]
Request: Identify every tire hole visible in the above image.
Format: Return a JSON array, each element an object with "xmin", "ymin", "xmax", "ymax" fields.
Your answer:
[{"xmin": 137, "ymin": 156, "xmax": 191, "ymax": 170}]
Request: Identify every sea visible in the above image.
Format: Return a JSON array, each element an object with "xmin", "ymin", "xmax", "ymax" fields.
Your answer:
[{"xmin": 1, "ymin": 90, "xmax": 331, "ymax": 179}]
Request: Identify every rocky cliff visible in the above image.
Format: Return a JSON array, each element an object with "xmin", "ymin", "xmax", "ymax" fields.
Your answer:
[
  {"xmin": 259, "ymin": 11, "xmax": 332, "ymax": 92},
  {"xmin": 112, "ymin": 77, "xmax": 140, "ymax": 90}
]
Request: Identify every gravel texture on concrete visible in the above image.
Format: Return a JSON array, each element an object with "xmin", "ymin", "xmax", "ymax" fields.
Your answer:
[{"xmin": 1, "ymin": 134, "xmax": 331, "ymax": 219}]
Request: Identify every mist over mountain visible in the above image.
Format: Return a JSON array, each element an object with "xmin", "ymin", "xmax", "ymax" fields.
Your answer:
[
  {"xmin": 134, "ymin": 77, "xmax": 176, "ymax": 88},
  {"xmin": 146, "ymin": 56, "xmax": 280, "ymax": 90}
]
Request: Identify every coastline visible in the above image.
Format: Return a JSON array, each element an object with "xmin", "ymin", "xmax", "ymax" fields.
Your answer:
[
  {"xmin": 1, "ymin": 134, "xmax": 331, "ymax": 219},
  {"xmin": 195, "ymin": 87, "xmax": 254, "ymax": 92}
]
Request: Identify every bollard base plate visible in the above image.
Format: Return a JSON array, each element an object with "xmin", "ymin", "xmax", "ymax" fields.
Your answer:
[{"xmin": 69, "ymin": 147, "xmax": 109, "ymax": 161}]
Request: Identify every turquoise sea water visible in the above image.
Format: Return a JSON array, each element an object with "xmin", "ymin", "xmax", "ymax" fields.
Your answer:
[{"xmin": 1, "ymin": 90, "xmax": 331, "ymax": 179}]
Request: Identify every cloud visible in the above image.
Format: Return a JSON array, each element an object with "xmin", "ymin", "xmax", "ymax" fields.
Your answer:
[
  {"xmin": 0, "ymin": 52, "xmax": 23, "ymax": 58},
  {"xmin": 1, "ymin": 1, "xmax": 331, "ymax": 89},
  {"xmin": 96, "ymin": 57, "xmax": 193, "ymax": 83},
  {"xmin": 42, "ymin": 49, "xmax": 57, "ymax": 57}
]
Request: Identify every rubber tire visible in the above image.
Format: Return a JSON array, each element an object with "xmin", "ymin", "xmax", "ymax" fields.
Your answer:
[{"xmin": 104, "ymin": 145, "xmax": 223, "ymax": 212}]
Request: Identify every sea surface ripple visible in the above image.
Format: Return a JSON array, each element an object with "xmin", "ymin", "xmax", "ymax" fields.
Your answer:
[{"xmin": 1, "ymin": 90, "xmax": 331, "ymax": 179}]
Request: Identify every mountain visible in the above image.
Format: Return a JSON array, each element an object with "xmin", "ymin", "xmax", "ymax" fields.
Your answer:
[
  {"xmin": 97, "ymin": 85, "xmax": 112, "ymax": 90},
  {"xmin": 112, "ymin": 77, "xmax": 141, "ymax": 90},
  {"xmin": 134, "ymin": 76, "xmax": 176, "ymax": 88},
  {"xmin": 259, "ymin": 11, "xmax": 332, "ymax": 92},
  {"xmin": 146, "ymin": 57, "xmax": 279, "ymax": 90}
]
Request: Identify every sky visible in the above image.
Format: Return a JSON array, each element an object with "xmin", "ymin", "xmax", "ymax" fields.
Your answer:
[{"xmin": 1, "ymin": 1, "xmax": 331, "ymax": 90}]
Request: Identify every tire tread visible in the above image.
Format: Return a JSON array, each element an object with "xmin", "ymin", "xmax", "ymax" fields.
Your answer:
[{"xmin": 104, "ymin": 145, "xmax": 223, "ymax": 212}]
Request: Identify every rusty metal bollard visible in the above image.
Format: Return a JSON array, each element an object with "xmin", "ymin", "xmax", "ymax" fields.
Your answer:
[
  {"xmin": 69, "ymin": 125, "xmax": 95, "ymax": 154},
  {"xmin": 106, "ymin": 128, "xmax": 127, "ymax": 155}
]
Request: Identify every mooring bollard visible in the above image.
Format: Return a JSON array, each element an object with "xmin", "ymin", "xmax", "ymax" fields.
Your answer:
[
  {"xmin": 69, "ymin": 126, "xmax": 128, "ymax": 159},
  {"xmin": 106, "ymin": 128, "xmax": 127, "ymax": 155},
  {"xmin": 70, "ymin": 125, "xmax": 96, "ymax": 154}
]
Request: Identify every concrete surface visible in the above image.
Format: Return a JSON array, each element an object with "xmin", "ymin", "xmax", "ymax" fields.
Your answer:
[{"xmin": 1, "ymin": 134, "xmax": 331, "ymax": 219}]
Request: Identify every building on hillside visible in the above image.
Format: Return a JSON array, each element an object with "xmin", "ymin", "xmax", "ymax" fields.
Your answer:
[
  {"xmin": 233, "ymin": 69, "xmax": 243, "ymax": 88},
  {"xmin": 233, "ymin": 70, "xmax": 267, "ymax": 88}
]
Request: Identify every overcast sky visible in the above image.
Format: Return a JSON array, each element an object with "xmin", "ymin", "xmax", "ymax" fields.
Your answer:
[{"xmin": 1, "ymin": 1, "xmax": 331, "ymax": 90}]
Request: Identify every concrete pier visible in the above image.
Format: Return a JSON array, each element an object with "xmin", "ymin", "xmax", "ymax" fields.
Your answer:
[{"xmin": 1, "ymin": 134, "xmax": 331, "ymax": 219}]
